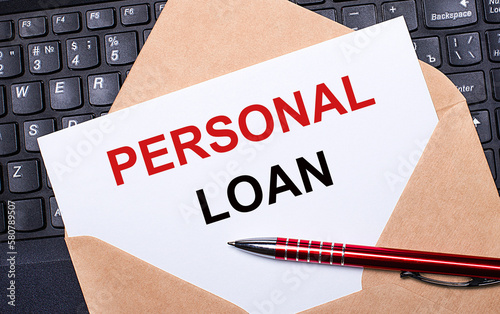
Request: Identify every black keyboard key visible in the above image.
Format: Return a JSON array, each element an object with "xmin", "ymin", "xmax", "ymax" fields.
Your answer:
[
  {"xmin": 155, "ymin": 2, "xmax": 167, "ymax": 20},
  {"xmin": 297, "ymin": 0, "xmax": 324, "ymax": 4},
  {"xmin": 447, "ymin": 32, "xmax": 481, "ymax": 66},
  {"xmin": 0, "ymin": 203, "xmax": 5, "ymax": 233},
  {"xmin": 66, "ymin": 37, "xmax": 99, "ymax": 70},
  {"xmin": 497, "ymin": 108, "xmax": 500, "ymax": 133},
  {"xmin": 490, "ymin": 69, "xmax": 500, "ymax": 100},
  {"xmin": 87, "ymin": 8, "xmax": 115, "ymax": 30},
  {"xmin": 484, "ymin": 0, "xmax": 500, "ymax": 23},
  {"xmin": 0, "ymin": 123, "xmax": 18, "ymax": 156},
  {"xmin": 144, "ymin": 29, "xmax": 152, "ymax": 44},
  {"xmin": 471, "ymin": 110, "xmax": 491, "ymax": 143},
  {"xmin": 486, "ymin": 30, "xmax": 500, "ymax": 62},
  {"xmin": 0, "ymin": 46, "xmax": 23, "ymax": 78},
  {"xmin": 382, "ymin": 1, "xmax": 418, "ymax": 31},
  {"xmin": 62, "ymin": 114, "xmax": 93, "ymax": 128},
  {"xmin": 484, "ymin": 149, "xmax": 497, "ymax": 180},
  {"xmin": 88, "ymin": 73, "xmax": 120, "ymax": 106},
  {"xmin": 52, "ymin": 13, "xmax": 81, "ymax": 34},
  {"xmin": 121, "ymin": 5, "xmax": 150, "ymax": 26},
  {"xmin": 423, "ymin": 0, "xmax": 477, "ymax": 28},
  {"xmin": 314, "ymin": 9, "xmax": 336, "ymax": 21},
  {"xmin": 105, "ymin": 32, "xmax": 138, "ymax": 65},
  {"xmin": 448, "ymin": 71, "xmax": 486, "ymax": 104},
  {"xmin": 28, "ymin": 41, "xmax": 61, "ymax": 74},
  {"xmin": 7, "ymin": 160, "xmax": 40, "ymax": 193},
  {"xmin": 413, "ymin": 37, "xmax": 442, "ymax": 67},
  {"xmin": 23, "ymin": 119, "xmax": 55, "ymax": 152},
  {"xmin": 13, "ymin": 198, "xmax": 44, "ymax": 231},
  {"xmin": 0, "ymin": 86, "xmax": 5, "ymax": 116},
  {"xmin": 342, "ymin": 5, "xmax": 376, "ymax": 30},
  {"xmin": 19, "ymin": 17, "xmax": 47, "ymax": 38},
  {"xmin": 49, "ymin": 77, "xmax": 82, "ymax": 110},
  {"xmin": 11, "ymin": 82, "xmax": 44, "ymax": 115},
  {"xmin": 0, "ymin": 21, "xmax": 13, "ymax": 41},
  {"xmin": 49, "ymin": 197, "xmax": 64, "ymax": 228}
]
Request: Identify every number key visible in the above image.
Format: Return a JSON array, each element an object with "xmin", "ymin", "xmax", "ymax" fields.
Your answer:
[
  {"xmin": 28, "ymin": 41, "xmax": 61, "ymax": 74},
  {"xmin": 66, "ymin": 36, "xmax": 99, "ymax": 70},
  {"xmin": 0, "ymin": 46, "xmax": 23, "ymax": 78},
  {"xmin": 105, "ymin": 32, "xmax": 138, "ymax": 65}
]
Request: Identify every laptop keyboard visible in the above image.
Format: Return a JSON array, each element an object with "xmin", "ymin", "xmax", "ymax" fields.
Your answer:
[
  {"xmin": 0, "ymin": 0, "xmax": 165, "ymax": 242},
  {"xmin": 0, "ymin": 0, "xmax": 499, "ymax": 243}
]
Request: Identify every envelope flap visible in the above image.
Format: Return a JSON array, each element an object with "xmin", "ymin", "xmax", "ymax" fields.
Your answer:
[
  {"xmin": 66, "ymin": 236, "xmax": 245, "ymax": 313},
  {"xmin": 304, "ymin": 284, "xmax": 455, "ymax": 313},
  {"xmin": 110, "ymin": 0, "xmax": 349, "ymax": 113},
  {"xmin": 420, "ymin": 63, "xmax": 466, "ymax": 118},
  {"xmin": 360, "ymin": 75, "xmax": 500, "ymax": 311}
]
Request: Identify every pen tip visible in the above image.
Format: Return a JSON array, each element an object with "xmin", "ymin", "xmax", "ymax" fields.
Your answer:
[{"xmin": 227, "ymin": 241, "xmax": 236, "ymax": 246}]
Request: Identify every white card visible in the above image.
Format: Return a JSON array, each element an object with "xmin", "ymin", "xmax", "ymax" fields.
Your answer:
[{"xmin": 39, "ymin": 18, "xmax": 438, "ymax": 313}]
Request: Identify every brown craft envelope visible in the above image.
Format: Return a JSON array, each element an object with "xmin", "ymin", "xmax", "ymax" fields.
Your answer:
[{"xmin": 64, "ymin": 0, "xmax": 500, "ymax": 312}]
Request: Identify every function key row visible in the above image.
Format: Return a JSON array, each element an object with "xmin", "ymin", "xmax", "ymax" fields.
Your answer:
[
  {"xmin": 0, "ymin": 2, "xmax": 165, "ymax": 41},
  {"xmin": 0, "ymin": 72, "xmax": 121, "ymax": 116}
]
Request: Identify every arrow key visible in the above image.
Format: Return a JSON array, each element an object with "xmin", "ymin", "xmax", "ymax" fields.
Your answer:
[{"xmin": 471, "ymin": 110, "xmax": 491, "ymax": 143}]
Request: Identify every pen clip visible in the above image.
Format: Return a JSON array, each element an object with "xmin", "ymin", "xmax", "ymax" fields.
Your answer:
[{"xmin": 400, "ymin": 271, "xmax": 500, "ymax": 287}]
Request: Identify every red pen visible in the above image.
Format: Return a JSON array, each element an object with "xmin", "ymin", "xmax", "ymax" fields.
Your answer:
[{"xmin": 228, "ymin": 237, "xmax": 500, "ymax": 283}]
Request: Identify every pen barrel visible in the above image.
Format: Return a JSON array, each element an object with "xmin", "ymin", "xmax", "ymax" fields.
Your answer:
[
  {"xmin": 273, "ymin": 238, "xmax": 500, "ymax": 279},
  {"xmin": 343, "ymin": 244, "xmax": 500, "ymax": 280}
]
